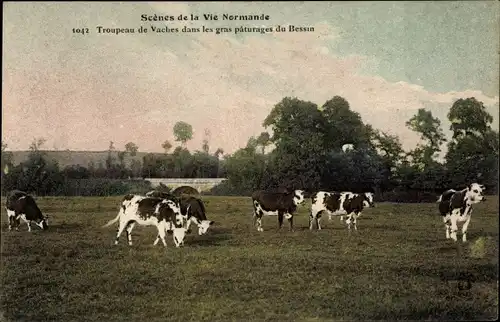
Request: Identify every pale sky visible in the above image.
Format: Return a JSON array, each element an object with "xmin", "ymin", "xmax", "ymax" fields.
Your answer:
[{"xmin": 2, "ymin": 1, "xmax": 499, "ymax": 155}]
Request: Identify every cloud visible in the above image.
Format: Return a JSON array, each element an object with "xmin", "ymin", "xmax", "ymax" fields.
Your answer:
[{"xmin": 2, "ymin": 14, "xmax": 498, "ymax": 157}]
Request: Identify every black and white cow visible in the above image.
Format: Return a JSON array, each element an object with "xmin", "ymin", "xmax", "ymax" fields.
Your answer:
[
  {"xmin": 309, "ymin": 191, "xmax": 375, "ymax": 230},
  {"xmin": 179, "ymin": 196, "xmax": 214, "ymax": 235},
  {"xmin": 437, "ymin": 183, "xmax": 486, "ymax": 242},
  {"xmin": 102, "ymin": 194, "xmax": 186, "ymax": 247},
  {"xmin": 251, "ymin": 189, "xmax": 305, "ymax": 232},
  {"xmin": 5, "ymin": 190, "xmax": 48, "ymax": 232}
]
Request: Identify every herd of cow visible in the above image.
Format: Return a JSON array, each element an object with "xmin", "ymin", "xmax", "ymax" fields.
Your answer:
[{"xmin": 4, "ymin": 182, "xmax": 487, "ymax": 246}]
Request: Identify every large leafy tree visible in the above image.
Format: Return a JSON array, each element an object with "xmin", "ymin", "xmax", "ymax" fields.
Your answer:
[
  {"xmin": 263, "ymin": 97, "xmax": 327, "ymax": 191},
  {"xmin": 321, "ymin": 96, "xmax": 372, "ymax": 151},
  {"xmin": 445, "ymin": 98, "xmax": 498, "ymax": 189}
]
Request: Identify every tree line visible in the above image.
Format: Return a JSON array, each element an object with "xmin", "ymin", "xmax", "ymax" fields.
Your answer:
[{"xmin": 1, "ymin": 96, "xmax": 498, "ymax": 200}]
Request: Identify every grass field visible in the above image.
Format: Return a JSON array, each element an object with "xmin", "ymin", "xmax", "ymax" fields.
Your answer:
[{"xmin": 1, "ymin": 196, "xmax": 498, "ymax": 321}]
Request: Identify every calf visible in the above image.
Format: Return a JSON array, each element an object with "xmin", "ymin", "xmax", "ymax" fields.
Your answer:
[
  {"xmin": 5, "ymin": 190, "xmax": 48, "ymax": 232},
  {"xmin": 251, "ymin": 189, "xmax": 305, "ymax": 232},
  {"xmin": 310, "ymin": 191, "xmax": 375, "ymax": 230},
  {"xmin": 102, "ymin": 194, "xmax": 186, "ymax": 247},
  {"xmin": 179, "ymin": 196, "xmax": 214, "ymax": 235},
  {"xmin": 437, "ymin": 183, "xmax": 486, "ymax": 242}
]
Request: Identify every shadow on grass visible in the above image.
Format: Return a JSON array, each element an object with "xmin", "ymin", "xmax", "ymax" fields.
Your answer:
[
  {"xmin": 47, "ymin": 222, "xmax": 85, "ymax": 233},
  {"xmin": 186, "ymin": 232, "xmax": 233, "ymax": 247}
]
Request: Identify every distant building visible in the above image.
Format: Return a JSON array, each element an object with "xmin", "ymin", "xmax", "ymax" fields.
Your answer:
[{"xmin": 144, "ymin": 178, "xmax": 227, "ymax": 193}]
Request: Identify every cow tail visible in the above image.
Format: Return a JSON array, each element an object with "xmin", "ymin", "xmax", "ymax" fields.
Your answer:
[{"xmin": 102, "ymin": 211, "xmax": 121, "ymax": 228}]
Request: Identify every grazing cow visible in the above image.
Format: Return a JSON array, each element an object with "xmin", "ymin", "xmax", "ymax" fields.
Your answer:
[
  {"xmin": 251, "ymin": 189, "xmax": 305, "ymax": 232},
  {"xmin": 437, "ymin": 183, "xmax": 486, "ymax": 242},
  {"xmin": 102, "ymin": 194, "xmax": 186, "ymax": 247},
  {"xmin": 179, "ymin": 196, "xmax": 214, "ymax": 235},
  {"xmin": 310, "ymin": 191, "xmax": 375, "ymax": 230},
  {"xmin": 5, "ymin": 190, "xmax": 48, "ymax": 232}
]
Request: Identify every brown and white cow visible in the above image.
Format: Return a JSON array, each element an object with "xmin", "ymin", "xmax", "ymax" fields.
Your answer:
[
  {"xmin": 5, "ymin": 190, "xmax": 48, "ymax": 232},
  {"xmin": 310, "ymin": 191, "xmax": 375, "ymax": 230},
  {"xmin": 102, "ymin": 194, "xmax": 186, "ymax": 247},
  {"xmin": 251, "ymin": 189, "xmax": 305, "ymax": 232},
  {"xmin": 437, "ymin": 183, "xmax": 486, "ymax": 242}
]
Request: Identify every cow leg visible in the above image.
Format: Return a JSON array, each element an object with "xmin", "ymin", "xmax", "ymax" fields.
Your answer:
[
  {"xmin": 278, "ymin": 211, "xmax": 284, "ymax": 229},
  {"xmin": 316, "ymin": 212, "xmax": 322, "ymax": 230},
  {"xmin": 13, "ymin": 216, "xmax": 21, "ymax": 231},
  {"xmin": 185, "ymin": 217, "xmax": 193, "ymax": 234},
  {"xmin": 18, "ymin": 215, "xmax": 31, "ymax": 232},
  {"xmin": 461, "ymin": 216, "xmax": 471, "ymax": 243},
  {"xmin": 345, "ymin": 214, "xmax": 353, "ymax": 230},
  {"xmin": 8, "ymin": 216, "xmax": 13, "ymax": 231},
  {"xmin": 450, "ymin": 216, "xmax": 459, "ymax": 242},
  {"xmin": 286, "ymin": 213, "xmax": 294, "ymax": 231},
  {"xmin": 154, "ymin": 222, "xmax": 168, "ymax": 246},
  {"xmin": 156, "ymin": 223, "xmax": 168, "ymax": 247},
  {"xmin": 252, "ymin": 203, "xmax": 264, "ymax": 232},
  {"xmin": 309, "ymin": 209, "xmax": 319, "ymax": 230},
  {"xmin": 352, "ymin": 213, "xmax": 359, "ymax": 231},
  {"xmin": 6, "ymin": 209, "xmax": 16, "ymax": 231},
  {"xmin": 114, "ymin": 219, "xmax": 129, "ymax": 245},
  {"xmin": 125, "ymin": 221, "xmax": 136, "ymax": 246},
  {"xmin": 443, "ymin": 216, "xmax": 451, "ymax": 239}
]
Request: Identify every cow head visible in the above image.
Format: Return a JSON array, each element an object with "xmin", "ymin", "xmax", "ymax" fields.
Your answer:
[
  {"xmin": 198, "ymin": 220, "xmax": 214, "ymax": 235},
  {"xmin": 172, "ymin": 227, "xmax": 187, "ymax": 247},
  {"xmin": 32, "ymin": 214, "xmax": 49, "ymax": 230},
  {"xmin": 466, "ymin": 183, "xmax": 486, "ymax": 204},
  {"xmin": 293, "ymin": 190, "xmax": 305, "ymax": 206},
  {"xmin": 363, "ymin": 193, "xmax": 375, "ymax": 208}
]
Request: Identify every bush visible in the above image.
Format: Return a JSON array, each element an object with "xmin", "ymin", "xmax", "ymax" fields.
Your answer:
[{"xmin": 59, "ymin": 179, "xmax": 153, "ymax": 196}]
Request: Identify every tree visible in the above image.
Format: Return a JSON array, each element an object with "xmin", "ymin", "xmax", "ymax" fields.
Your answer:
[
  {"xmin": 321, "ymin": 96, "xmax": 372, "ymax": 151},
  {"xmin": 202, "ymin": 128, "xmax": 211, "ymax": 154},
  {"xmin": 370, "ymin": 129, "xmax": 406, "ymax": 191},
  {"xmin": 162, "ymin": 140, "xmax": 172, "ymax": 154},
  {"xmin": 105, "ymin": 141, "xmax": 115, "ymax": 170},
  {"xmin": 448, "ymin": 97, "xmax": 494, "ymax": 140},
  {"xmin": 8, "ymin": 137, "xmax": 64, "ymax": 195},
  {"xmin": 173, "ymin": 121, "xmax": 193, "ymax": 148},
  {"xmin": 445, "ymin": 98, "xmax": 498, "ymax": 190},
  {"xmin": 255, "ymin": 132, "xmax": 271, "ymax": 154},
  {"xmin": 371, "ymin": 129, "xmax": 406, "ymax": 167},
  {"xmin": 263, "ymin": 97, "xmax": 328, "ymax": 191},
  {"xmin": 405, "ymin": 108, "xmax": 446, "ymax": 168},
  {"xmin": 124, "ymin": 142, "xmax": 139, "ymax": 156},
  {"xmin": 117, "ymin": 151, "xmax": 126, "ymax": 168},
  {"xmin": 224, "ymin": 145, "xmax": 268, "ymax": 194}
]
